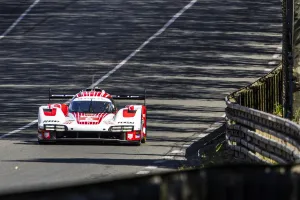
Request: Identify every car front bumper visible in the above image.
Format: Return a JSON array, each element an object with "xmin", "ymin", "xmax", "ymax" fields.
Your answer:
[{"xmin": 38, "ymin": 130, "xmax": 141, "ymax": 143}]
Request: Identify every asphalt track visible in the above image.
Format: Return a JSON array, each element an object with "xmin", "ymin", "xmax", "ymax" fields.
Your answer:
[{"xmin": 0, "ymin": 0, "xmax": 281, "ymax": 192}]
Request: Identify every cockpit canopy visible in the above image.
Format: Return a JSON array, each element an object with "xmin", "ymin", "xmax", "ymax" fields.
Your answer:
[{"xmin": 69, "ymin": 99, "xmax": 115, "ymax": 113}]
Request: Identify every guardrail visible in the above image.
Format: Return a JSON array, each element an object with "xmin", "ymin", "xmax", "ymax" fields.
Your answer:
[
  {"xmin": 225, "ymin": 64, "xmax": 300, "ymax": 164},
  {"xmin": 225, "ymin": 95, "xmax": 300, "ymax": 164}
]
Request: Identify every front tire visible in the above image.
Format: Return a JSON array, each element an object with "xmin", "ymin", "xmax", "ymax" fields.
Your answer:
[{"xmin": 141, "ymin": 136, "xmax": 146, "ymax": 143}]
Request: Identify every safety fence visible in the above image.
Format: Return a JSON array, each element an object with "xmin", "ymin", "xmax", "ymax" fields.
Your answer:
[
  {"xmin": 229, "ymin": 65, "xmax": 283, "ymax": 115},
  {"xmin": 226, "ymin": 92, "xmax": 300, "ymax": 164},
  {"xmin": 225, "ymin": 64, "xmax": 300, "ymax": 164},
  {"xmin": 292, "ymin": 0, "xmax": 300, "ymax": 117}
]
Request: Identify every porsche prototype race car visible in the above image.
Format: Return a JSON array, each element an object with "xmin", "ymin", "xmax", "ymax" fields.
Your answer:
[{"xmin": 37, "ymin": 88, "xmax": 147, "ymax": 145}]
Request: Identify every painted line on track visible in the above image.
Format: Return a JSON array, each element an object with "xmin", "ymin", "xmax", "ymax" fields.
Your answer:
[
  {"xmin": 0, "ymin": 120, "xmax": 38, "ymax": 139},
  {"xmin": 1, "ymin": 0, "xmax": 198, "ymax": 138},
  {"xmin": 0, "ymin": 0, "xmax": 41, "ymax": 40},
  {"xmin": 90, "ymin": 0, "xmax": 198, "ymax": 88}
]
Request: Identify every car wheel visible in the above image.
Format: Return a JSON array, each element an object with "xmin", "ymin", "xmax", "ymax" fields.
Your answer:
[{"xmin": 141, "ymin": 136, "xmax": 146, "ymax": 143}]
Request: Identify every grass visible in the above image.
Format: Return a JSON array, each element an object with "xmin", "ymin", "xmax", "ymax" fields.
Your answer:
[
  {"xmin": 273, "ymin": 103, "xmax": 283, "ymax": 117},
  {"xmin": 178, "ymin": 140, "xmax": 243, "ymax": 171}
]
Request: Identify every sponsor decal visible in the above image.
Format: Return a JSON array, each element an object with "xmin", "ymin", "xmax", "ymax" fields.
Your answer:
[
  {"xmin": 104, "ymin": 121, "xmax": 114, "ymax": 125},
  {"xmin": 79, "ymin": 116, "xmax": 98, "ymax": 121},
  {"xmin": 64, "ymin": 120, "xmax": 73, "ymax": 124},
  {"xmin": 72, "ymin": 112, "xmax": 108, "ymax": 125},
  {"xmin": 127, "ymin": 133, "xmax": 133, "ymax": 140}
]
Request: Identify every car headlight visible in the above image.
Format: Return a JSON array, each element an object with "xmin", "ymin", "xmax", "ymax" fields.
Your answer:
[
  {"xmin": 109, "ymin": 126, "xmax": 134, "ymax": 132},
  {"xmin": 44, "ymin": 124, "xmax": 67, "ymax": 132}
]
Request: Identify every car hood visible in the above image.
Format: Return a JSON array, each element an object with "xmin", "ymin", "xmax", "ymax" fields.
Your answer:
[{"xmin": 69, "ymin": 112, "xmax": 113, "ymax": 125}]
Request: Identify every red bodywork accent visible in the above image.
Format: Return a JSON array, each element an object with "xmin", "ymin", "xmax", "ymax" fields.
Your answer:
[
  {"xmin": 43, "ymin": 131, "xmax": 51, "ymax": 139},
  {"xmin": 72, "ymin": 112, "xmax": 108, "ymax": 125},
  {"xmin": 43, "ymin": 108, "xmax": 57, "ymax": 116},
  {"xmin": 45, "ymin": 104, "xmax": 68, "ymax": 117},
  {"xmin": 39, "ymin": 129, "xmax": 51, "ymax": 140},
  {"xmin": 126, "ymin": 131, "xmax": 141, "ymax": 141},
  {"xmin": 61, "ymin": 104, "xmax": 69, "ymax": 116},
  {"xmin": 142, "ymin": 105, "xmax": 147, "ymax": 137},
  {"xmin": 123, "ymin": 110, "xmax": 136, "ymax": 118}
]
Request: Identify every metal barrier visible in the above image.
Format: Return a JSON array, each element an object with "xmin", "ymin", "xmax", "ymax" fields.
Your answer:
[
  {"xmin": 225, "ymin": 93, "xmax": 300, "ymax": 164},
  {"xmin": 293, "ymin": 0, "xmax": 300, "ymax": 118},
  {"xmin": 224, "ymin": 62, "xmax": 300, "ymax": 164},
  {"xmin": 229, "ymin": 65, "xmax": 283, "ymax": 115}
]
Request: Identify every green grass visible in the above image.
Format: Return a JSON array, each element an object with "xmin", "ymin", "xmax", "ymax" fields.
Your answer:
[{"xmin": 178, "ymin": 140, "xmax": 243, "ymax": 170}]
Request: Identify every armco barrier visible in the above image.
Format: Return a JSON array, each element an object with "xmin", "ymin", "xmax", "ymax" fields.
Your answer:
[{"xmin": 225, "ymin": 94, "xmax": 300, "ymax": 164}]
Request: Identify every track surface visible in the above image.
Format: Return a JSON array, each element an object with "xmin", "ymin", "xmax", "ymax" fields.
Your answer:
[{"xmin": 0, "ymin": 0, "xmax": 281, "ymax": 191}]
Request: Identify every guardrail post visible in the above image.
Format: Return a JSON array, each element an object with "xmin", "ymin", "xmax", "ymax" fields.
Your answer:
[{"xmin": 283, "ymin": 0, "xmax": 294, "ymax": 119}]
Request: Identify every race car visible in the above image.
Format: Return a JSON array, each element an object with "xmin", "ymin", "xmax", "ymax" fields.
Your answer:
[{"xmin": 37, "ymin": 88, "xmax": 147, "ymax": 145}]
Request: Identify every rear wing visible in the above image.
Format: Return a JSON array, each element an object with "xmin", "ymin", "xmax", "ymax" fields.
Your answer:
[
  {"xmin": 48, "ymin": 89, "xmax": 74, "ymax": 102},
  {"xmin": 112, "ymin": 93, "xmax": 146, "ymax": 106},
  {"xmin": 48, "ymin": 88, "xmax": 146, "ymax": 105}
]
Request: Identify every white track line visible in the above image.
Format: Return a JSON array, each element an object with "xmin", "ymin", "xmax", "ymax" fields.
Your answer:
[
  {"xmin": 1, "ymin": 0, "xmax": 198, "ymax": 138},
  {"xmin": 90, "ymin": 0, "xmax": 197, "ymax": 88},
  {"xmin": 0, "ymin": 0, "xmax": 41, "ymax": 40},
  {"xmin": 0, "ymin": 0, "xmax": 41, "ymax": 137},
  {"xmin": 0, "ymin": 120, "xmax": 38, "ymax": 139}
]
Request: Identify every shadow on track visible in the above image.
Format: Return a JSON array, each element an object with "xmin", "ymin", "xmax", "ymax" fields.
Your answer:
[{"xmin": 3, "ymin": 157, "xmax": 181, "ymax": 169}]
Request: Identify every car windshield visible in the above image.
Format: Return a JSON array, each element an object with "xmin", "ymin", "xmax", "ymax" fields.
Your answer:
[{"xmin": 69, "ymin": 100, "xmax": 114, "ymax": 113}]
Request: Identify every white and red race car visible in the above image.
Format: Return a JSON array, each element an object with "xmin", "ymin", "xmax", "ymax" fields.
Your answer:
[{"xmin": 37, "ymin": 88, "xmax": 147, "ymax": 145}]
